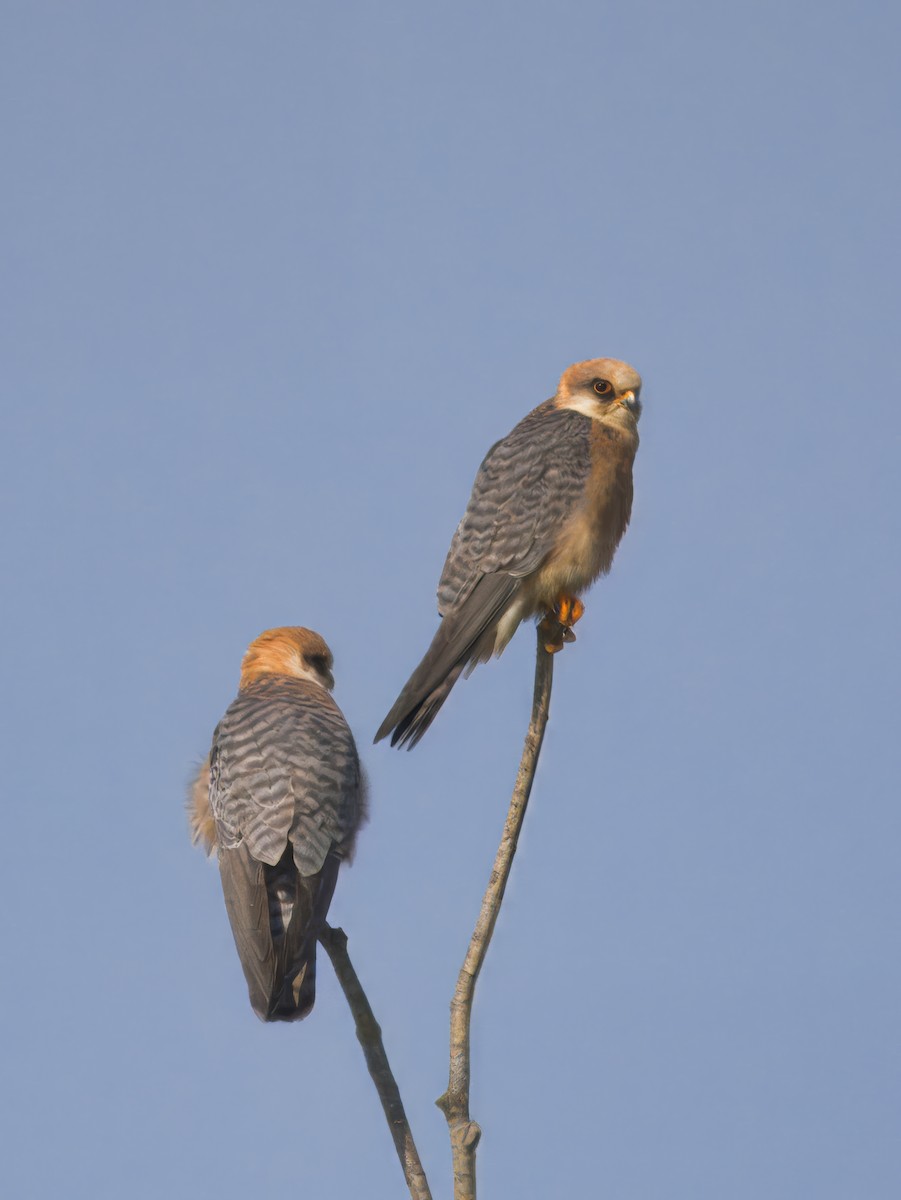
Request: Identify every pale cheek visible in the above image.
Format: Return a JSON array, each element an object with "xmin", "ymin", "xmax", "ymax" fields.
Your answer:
[
  {"xmin": 292, "ymin": 658, "xmax": 333, "ymax": 690},
  {"xmin": 557, "ymin": 394, "xmax": 601, "ymax": 420},
  {"xmin": 558, "ymin": 396, "xmax": 634, "ymax": 431}
]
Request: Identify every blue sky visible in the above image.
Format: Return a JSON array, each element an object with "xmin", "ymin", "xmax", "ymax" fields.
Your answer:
[{"xmin": 3, "ymin": 2, "xmax": 900, "ymax": 1196}]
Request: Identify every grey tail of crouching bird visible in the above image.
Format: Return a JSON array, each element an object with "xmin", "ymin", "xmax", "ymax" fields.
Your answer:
[{"xmin": 219, "ymin": 843, "xmax": 340, "ymax": 1021}]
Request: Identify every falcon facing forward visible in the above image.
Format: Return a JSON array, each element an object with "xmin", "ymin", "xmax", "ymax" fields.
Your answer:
[
  {"xmin": 191, "ymin": 627, "xmax": 366, "ymax": 1021},
  {"xmin": 375, "ymin": 357, "xmax": 642, "ymax": 749}
]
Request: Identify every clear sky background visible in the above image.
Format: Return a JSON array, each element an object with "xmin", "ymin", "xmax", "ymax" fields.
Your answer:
[{"xmin": 3, "ymin": 2, "xmax": 899, "ymax": 1197}]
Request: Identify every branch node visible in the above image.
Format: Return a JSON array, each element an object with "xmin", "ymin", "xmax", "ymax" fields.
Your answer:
[
  {"xmin": 322, "ymin": 924, "xmax": 348, "ymax": 951},
  {"xmin": 462, "ymin": 1121, "xmax": 482, "ymax": 1149}
]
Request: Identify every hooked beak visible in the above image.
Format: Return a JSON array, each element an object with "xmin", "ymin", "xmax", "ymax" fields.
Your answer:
[{"xmin": 616, "ymin": 389, "xmax": 641, "ymax": 419}]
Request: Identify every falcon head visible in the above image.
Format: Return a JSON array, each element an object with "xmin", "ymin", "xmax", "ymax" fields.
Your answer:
[
  {"xmin": 554, "ymin": 357, "xmax": 642, "ymax": 430},
  {"xmin": 239, "ymin": 626, "xmax": 336, "ymax": 692}
]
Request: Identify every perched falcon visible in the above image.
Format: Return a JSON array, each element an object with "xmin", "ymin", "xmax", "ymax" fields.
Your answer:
[
  {"xmin": 190, "ymin": 627, "xmax": 367, "ymax": 1021},
  {"xmin": 375, "ymin": 357, "xmax": 642, "ymax": 748}
]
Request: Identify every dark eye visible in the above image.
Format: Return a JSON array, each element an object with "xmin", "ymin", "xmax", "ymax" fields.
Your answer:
[
  {"xmin": 307, "ymin": 654, "xmax": 329, "ymax": 674},
  {"xmin": 593, "ymin": 379, "xmax": 613, "ymax": 396}
]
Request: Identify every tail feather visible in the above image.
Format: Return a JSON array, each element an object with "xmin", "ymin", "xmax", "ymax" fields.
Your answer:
[
  {"xmin": 375, "ymin": 574, "xmax": 519, "ymax": 748},
  {"xmin": 268, "ymin": 851, "xmax": 340, "ymax": 1021},
  {"xmin": 219, "ymin": 843, "xmax": 341, "ymax": 1022},
  {"xmin": 384, "ymin": 662, "xmax": 466, "ymax": 748}
]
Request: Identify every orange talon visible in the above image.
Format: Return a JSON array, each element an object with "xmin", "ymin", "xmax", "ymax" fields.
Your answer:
[
  {"xmin": 538, "ymin": 597, "xmax": 584, "ymax": 654},
  {"xmin": 554, "ymin": 594, "xmax": 585, "ymax": 627}
]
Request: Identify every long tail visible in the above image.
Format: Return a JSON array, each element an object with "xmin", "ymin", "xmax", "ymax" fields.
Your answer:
[
  {"xmin": 219, "ymin": 844, "xmax": 340, "ymax": 1022},
  {"xmin": 375, "ymin": 574, "xmax": 518, "ymax": 748},
  {"xmin": 266, "ymin": 851, "xmax": 340, "ymax": 1022}
]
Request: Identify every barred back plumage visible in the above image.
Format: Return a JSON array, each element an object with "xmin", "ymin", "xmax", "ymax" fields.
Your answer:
[
  {"xmin": 204, "ymin": 663, "xmax": 366, "ymax": 1022},
  {"xmin": 212, "ymin": 676, "xmax": 363, "ymax": 872}
]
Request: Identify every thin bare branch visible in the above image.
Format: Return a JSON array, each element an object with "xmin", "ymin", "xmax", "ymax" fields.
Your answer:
[
  {"xmin": 436, "ymin": 628, "xmax": 555, "ymax": 1199},
  {"xmin": 320, "ymin": 925, "xmax": 433, "ymax": 1200}
]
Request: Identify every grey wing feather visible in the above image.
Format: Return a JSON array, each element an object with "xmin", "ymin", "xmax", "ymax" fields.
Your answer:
[
  {"xmin": 287, "ymin": 698, "xmax": 364, "ymax": 874},
  {"xmin": 217, "ymin": 841, "xmax": 279, "ymax": 1019},
  {"xmin": 211, "ymin": 678, "xmax": 364, "ymax": 874},
  {"xmin": 209, "ymin": 677, "xmax": 364, "ymax": 1020},
  {"xmin": 437, "ymin": 401, "xmax": 592, "ymax": 614},
  {"xmin": 218, "ymin": 842, "xmax": 341, "ymax": 1021}
]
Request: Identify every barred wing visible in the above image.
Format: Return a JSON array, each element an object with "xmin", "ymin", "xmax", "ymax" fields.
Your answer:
[
  {"xmin": 210, "ymin": 677, "xmax": 363, "ymax": 876},
  {"xmin": 437, "ymin": 402, "xmax": 592, "ymax": 614}
]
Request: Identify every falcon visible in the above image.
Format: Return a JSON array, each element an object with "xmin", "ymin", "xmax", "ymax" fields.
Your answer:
[
  {"xmin": 375, "ymin": 357, "xmax": 642, "ymax": 748},
  {"xmin": 190, "ymin": 627, "xmax": 367, "ymax": 1021}
]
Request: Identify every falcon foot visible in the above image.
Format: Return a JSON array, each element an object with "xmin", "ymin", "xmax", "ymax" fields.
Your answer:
[
  {"xmin": 538, "ymin": 595, "xmax": 585, "ymax": 654},
  {"xmin": 555, "ymin": 594, "xmax": 584, "ymax": 627}
]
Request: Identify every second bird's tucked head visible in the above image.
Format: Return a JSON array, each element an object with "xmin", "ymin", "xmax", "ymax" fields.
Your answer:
[{"xmin": 239, "ymin": 627, "xmax": 335, "ymax": 692}]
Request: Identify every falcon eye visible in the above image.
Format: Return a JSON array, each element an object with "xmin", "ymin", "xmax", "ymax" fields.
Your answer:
[
  {"xmin": 307, "ymin": 654, "xmax": 329, "ymax": 673},
  {"xmin": 593, "ymin": 379, "xmax": 613, "ymax": 396}
]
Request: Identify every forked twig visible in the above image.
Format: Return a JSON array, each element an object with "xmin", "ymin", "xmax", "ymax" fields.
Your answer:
[
  {"xmin": 436, "ymin": 629, "xmax": 555, "ymax": 1199},
  {"xmin": 320, "ymin": 925, "xmax": 433, "ymax": 1200}
]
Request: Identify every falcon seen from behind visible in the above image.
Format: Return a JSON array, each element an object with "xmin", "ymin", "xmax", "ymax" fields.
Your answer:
[{"xmin": 191, "ymin": 627, "xmax": 366, "ymax": 1021}]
